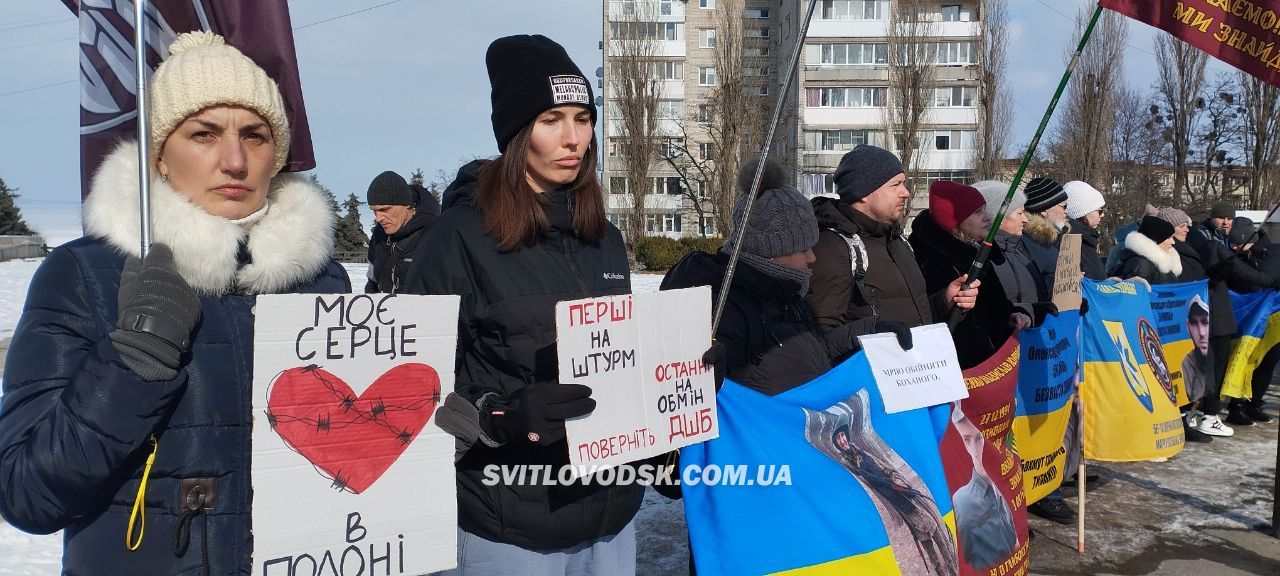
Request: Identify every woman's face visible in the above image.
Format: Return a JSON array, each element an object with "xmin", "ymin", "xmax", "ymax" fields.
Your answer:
[
  {"xmin": 957, "ymin": 208, "xmax": 992, "ymax": 240},
  {"xmin": 999, "ymin": 206, "xmax": 1027, "ymax": 236},
  {"xmin": 158, "ymin": 105, "xmax": 275, "ymax": 220},
  {"xmin": 1173, "ymin": 222, "xmax": 1189, "ymax": 242},
  {"xmin": 525, "ymin": 105, "xmax": 593, "ymax": 193},
  {"xmin": 770, "ymin": 248, "xmax": 816, "ymax": 271}
]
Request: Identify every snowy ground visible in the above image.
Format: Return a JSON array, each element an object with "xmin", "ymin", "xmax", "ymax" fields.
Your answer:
[{"xmin": 0, "ymin": 261, "xmax": 1274, "ymax": 575}]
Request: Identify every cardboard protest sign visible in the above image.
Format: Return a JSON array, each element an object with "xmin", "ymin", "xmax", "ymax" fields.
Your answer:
[
  {"xmin": 251, "ymin": 293, "xmax": 460, "ymax": 575},
  {"xmin": 940, "ymin": 335, "xmax": 1029, "ymax": 576},
  {"xmin": 860, "ymin": 323, "xmax": 968, "ymax": 414},
  {"xmin": 557, "ymin": 286, "xmax": 717, "ymax": 471},
  {"xmin": 1052, "ymin": 234, "xmax": 1082, "ymax": 312}
]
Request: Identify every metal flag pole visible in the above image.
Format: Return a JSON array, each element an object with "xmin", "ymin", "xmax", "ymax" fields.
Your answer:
[
  {"xmin": 948, "ymin": 3, "xmax": 1105, "ymax": 328},
  {"xmin": 134, "ymin": 0, "xmax": 153, "ymax": 258},
  {"xmin": 713, "ymin": 0, "xmax": 819, "ymax": 333}
]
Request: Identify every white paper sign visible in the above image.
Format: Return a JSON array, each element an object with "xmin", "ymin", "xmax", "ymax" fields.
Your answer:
[
  {"xmin": 556, "ymin": 287, "xmax": 718, "ymax": 472},
  {"xmin": 251, "ymin": 293, "xmax": 460, "ymax": 575},
  {"xmin": 859, "ymin": 323, "xmax": 968, "ymax": 414}
]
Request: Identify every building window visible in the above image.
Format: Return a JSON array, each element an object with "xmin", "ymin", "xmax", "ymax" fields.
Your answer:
[
  {"xmin": 610, "ymin": 176, "xmax": 628, "ymax": 194},
  {"xmin": 936, "ymin": 41, "xmax": 977, "ymax": 65},
  {"xmin": 804, "ymin": 86, "xmax": 887, "ymax": 107},
  {"xmin": 802, "ymin": 173, "xmax": 839, "ymax": 197},
  {"xmin": 659, "ymin": 138, "xmax": 685, "ymax": 158},
  {"xmin": 934, "ymin": 86, "xmax": 976, "ymax": 107},
  {"xmin": 699, "ymin": 0, "xmax": 715, "ymax": 8},
  {"xmin": 929, "ymin": 130, "xmax": 976, "ymax": 151},
  {"xmin": 813, "ymin": 43, "xmax": 889, "ymax": 65},
  {"xmin": 819, "ymin": 0, "xmax": 887, "ymax": 20},
  {"xmin": 657, "ymin": 60, "xmax": 683, "ymax": 80},
  {"xmin": 758, "ymin": 84, "xmax": 769, "ymax": 96},
  {"xmin": 698, "ymin": 142, "xmax": 716, "ymax": 160},
  {"xmin": 654, "ymin": 177, "xmax": 683, "ymax": 195},
  {"xmin": 699, "ymin": 66, "xmax": 717, "ymax": 86},
  {"xmin": 745, "ymin": 27, "xmax": 770, "ymax": 38},
  {"xmin": 697, "ymin": 104, "xmax": 713, "ymax": 123},
  {"xmin": 701, "ymin": 28, "xmax": 717, "ymax": 48},
  {"xmin": 744, "ymin": 9, "xmax": 770, "ymax": 18},
  {"xmin": 696, "ymin": 180, "xmax": 709, "ymax": 198},
  {"xmin": 941, "ymin": 4, "xmax": 975, "ymax": 22},
  {"xmin": 744, "ymin": 46, "xmax": 770, "ymax": 57},
  {"xmin": 660, "ymin": 0, "xmax": 673, "ymax": 16},
  {"xmin": 662, "ymin": 214, "xmax": 683, "ymax": 232},
  {"xmin": 645, "ymin": 214, "xmax": 657, "ymax": 233},
  {"xmin": 803, "ymin": 129, "xmax": 879, "ymax": 151},
  {"xmin": 656, "ymin": 99, "xmax": 684, "ymax": 120},
  {"xmin": 700, "ymin": 217, "xmax": 716, "ymax": 236}
]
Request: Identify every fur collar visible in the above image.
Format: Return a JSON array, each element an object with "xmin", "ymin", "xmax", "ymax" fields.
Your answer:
[
  {"xmin": 83, "ymin": 141, "xmax": 336, "ymax": 296},
  {"xmin": 1023, "ymin": 213, "xmax": 1062, "ymax": 246},
  {"xmin": 1124, "ymin": 231, "xmax": 1183, "ymax": 276}
]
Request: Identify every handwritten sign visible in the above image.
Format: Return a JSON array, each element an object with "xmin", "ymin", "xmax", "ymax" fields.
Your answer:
[
  {"xmin": 1052, "ymin": 233, "xmax": 1082, "ymax": 312},
  {"xmin": 251, "ymin": 293, "xmax": 460, "ymax": 575},
  {"xmin": 557, "ymin": 286, "xmax": 717, "ymax": 472},
  {"xmin": 860, "ymin": 323, "xmax": 968, "ymax": 414}
]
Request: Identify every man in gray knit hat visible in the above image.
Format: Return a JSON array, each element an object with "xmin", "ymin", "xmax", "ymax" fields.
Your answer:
[
  {"xmin": 808, "ymin": 145, "xmax": 978, "ymax": 351},
  {"xmin": 662, "ymin": 157, "xmax": 910, "ymax": 395}
]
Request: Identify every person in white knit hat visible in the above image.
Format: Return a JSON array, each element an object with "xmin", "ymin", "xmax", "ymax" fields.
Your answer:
[
  {"xmin": 1064, "ymin": 180, "xmax": 1107, "ymax": 280},
  {"xmin": 0, "ymin": 31, "xmax": 350, "ymax": 574}
]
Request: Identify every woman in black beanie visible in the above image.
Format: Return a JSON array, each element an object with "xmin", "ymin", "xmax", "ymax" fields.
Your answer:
[
  {"xmin": 1108, "ymin": 215, "xmax": 1183, "ymax": 285},
  {"xmin": 402, "ymin": 35, "xmax": 641, "ymax": 574}
]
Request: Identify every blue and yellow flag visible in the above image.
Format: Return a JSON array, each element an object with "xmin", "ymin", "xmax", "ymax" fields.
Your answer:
[
  {"xmin": 1013, "ymin": 310, "xmax": 1080, "ymax": 504},
  {"xmin": 1080, "ymin": 279, "xmax": 1185, "ymax": 461},
  {"xmin": 1148, "ymin": 281, "xmax": 1211, "ymax": 406},
  {"xmin": 681, "ymin": 353, "xmax": 959, "ymax": 576},
  {"xmin": 1224, "ymin": 289, "xmax": 1280, "ymax": 399}
]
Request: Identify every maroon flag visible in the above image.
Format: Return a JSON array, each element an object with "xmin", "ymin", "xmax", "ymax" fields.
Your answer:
[
  {"xmin": 62, "ymin": 0, "xmax": 315, "ymax": 199},
  {"xmin": 1101, "ymin": 0, "xmax": 1280, "ymax": 88}
]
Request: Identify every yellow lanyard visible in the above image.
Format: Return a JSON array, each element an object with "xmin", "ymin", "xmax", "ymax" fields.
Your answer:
[{"xmin": 125, "ymin": 436, "xmax": 159, "ymax": 551}]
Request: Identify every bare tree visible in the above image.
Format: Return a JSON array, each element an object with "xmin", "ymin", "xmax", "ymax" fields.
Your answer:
[
  {"xmin": 1239, "ymin": 72, "xmax": 1280, "ymax": 210},
  {"xmin": 885, "ymin": 0, "xmax": 938, "ymax": 205},
  {"xmin": 1186, "ymin": 73, "xmax": 1243, "ymax": 206},
  {"xmin": 657, "ymin": 128, "xmax": 718, "ymax": 236},
  {"xmin": 607, "ymin": 0, "xmax": 665, "ymax": 248},
  {"xmin": 1046, "ymin": 8, "xmax": 1127, "ymax": 190},
  {"xmin": 1105, "ymin": 85, "xmax": 1169, "ymax": 239},
  {"xmin": 1153, "ymin": 34, "xmax": 1208, "ymax": 205},
  {"xmin": 974, "ymin": 0, "xmax": 1013, "ymax": 180}
]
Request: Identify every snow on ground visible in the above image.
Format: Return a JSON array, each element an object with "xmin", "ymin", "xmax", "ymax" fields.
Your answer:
[{"xmin": 0, "ymin": 259, "xmax": 42, "ymax": 340}]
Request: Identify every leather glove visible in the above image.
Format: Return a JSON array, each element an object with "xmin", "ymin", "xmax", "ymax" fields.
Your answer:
[
  {"xmin": 874, "ymin": 319, "xmax": 912, "ymax": 350},
  {"xmin": 108, "ymin": 244, "xmax": 200, "ymax": 381},
  {"xmin": 703, "ymin": 341, "xmax": 727, "ymax": 392},
  {"xmin": 478, "ymin": 384, "xmax": 595, "ymax": 446}
]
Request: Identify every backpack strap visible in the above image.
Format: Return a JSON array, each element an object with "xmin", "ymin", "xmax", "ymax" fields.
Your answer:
[{"xmin": 826, "ymin": 227, "xmax": 872, "ymax": 310}]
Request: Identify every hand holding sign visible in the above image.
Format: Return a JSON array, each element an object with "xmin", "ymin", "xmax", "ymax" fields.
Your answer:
[
  {"xmin": 860, "ymin": 324, "xmax": 969, "ymax": 414},
  {"xmin": 481, "ymin": 383, "xmax": 596, "ymax": 445}
]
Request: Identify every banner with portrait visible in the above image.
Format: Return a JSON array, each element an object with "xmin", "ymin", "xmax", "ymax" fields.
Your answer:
[{"xmin": 1148, "ymin": 280, "xmax": 1211, "ymax": 406}]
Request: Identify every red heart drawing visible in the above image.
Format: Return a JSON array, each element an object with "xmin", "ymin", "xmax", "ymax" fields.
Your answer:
[{"xmin": 266, "ymin": 363, "xmax": 441, "ymax": 494}]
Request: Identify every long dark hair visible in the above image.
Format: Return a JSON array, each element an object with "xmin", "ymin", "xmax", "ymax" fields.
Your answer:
[{"xmin": 475, "ymin": 121, "xmax": 607, "ymax": 251}]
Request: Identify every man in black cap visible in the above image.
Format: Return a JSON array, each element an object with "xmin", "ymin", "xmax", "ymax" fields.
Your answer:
[
  {"xmin": 1020, "ymin": 177, "xmax": 1070, "ymax": 302},
  {"xmin": 365, "ymin": 170, "xmax": 439, "ymax": 294},
  {"xmin": 808, "ymin": 144, "xmax": 978, "ymax": 350}
]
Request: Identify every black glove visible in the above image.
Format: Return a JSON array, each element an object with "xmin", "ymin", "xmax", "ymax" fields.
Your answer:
[
  {"xmin": 1032, "ymin": 302, "xmax": 1059, "ymax": 325},
  {"xmin": 108, "ymin": 244, "xmax": 200, "ymax": 381},
  {"xmin": 434, "ymin": 392, "xmax": 483, "ymax": 459},
  {"xmin": 702, "ymin": 342, "xmax": 727, "ymax": 392},
  {"xmin": 479, "ymin": 384, "xmax": 595, "ymax": 446},
  {"xmin": 874, "ymin": 319, "xmax": 912, "ymax": 350},
  {"xmin": 1269, "ymin": 275, "xmax": 1280, "ymax": 290}
]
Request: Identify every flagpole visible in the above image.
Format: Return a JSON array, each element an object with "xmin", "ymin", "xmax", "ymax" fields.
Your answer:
[
  {"xmin": 134, "ymin": 0, "xmax": 153, "ymax": 259},
  {"xmin": 948, "ymin": 4, "xmax": 1105, "ymax": 329},
  {"xmin": 712, "ymin": 0, "xmax": 819, "ymax": 333}
]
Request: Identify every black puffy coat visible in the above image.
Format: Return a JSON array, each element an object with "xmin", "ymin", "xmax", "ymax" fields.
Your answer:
[
  {"xmin": 1188, "ymin": 219, "xmax": 1278, "ymax": 336},
  {"xmin": 1108, "ymin": 231, "xmax": 1183, "ymax": 285},
  {"xmin": 1174, "ymin": 240, "xmax": 1207, "ymax": 282},
  {"xmin": 908, "ymin": 210, "xmax": 1018, "ymax": 367},
  {"xmin": 0, "ymin": 142, "xmax": 350, "ymax": 575},
  {"xmin": 365, "ymin": 185, "xmax": 440, "ymax": 294},
  {"xmin": 1068, "ymin": 218, "xmax": 1106, "ymax": 281},
  {"xmin": 400, "ymin": 162, "xmax": 643, "ymax": 551},
  {"xmin": 661, "ymin": 250, "xmax": 861, "ymax": 395}
]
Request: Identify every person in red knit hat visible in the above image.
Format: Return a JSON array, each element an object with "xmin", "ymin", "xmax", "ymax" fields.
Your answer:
[{"xmin": 908, "ymin": 181, "xmax": 1032, "ymax": 367}]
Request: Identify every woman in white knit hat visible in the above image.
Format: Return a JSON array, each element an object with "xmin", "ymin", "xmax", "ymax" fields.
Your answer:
[
  {"xmin": 0, "ymin": 31, "xmax": 349, "ymax": 574},
  {"xmin": 1064, "ymin": 180, "xmax": 1107, "ymax": 280}
]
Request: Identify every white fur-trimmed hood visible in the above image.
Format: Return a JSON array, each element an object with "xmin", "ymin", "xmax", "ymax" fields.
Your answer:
[
  {"xmin": 1124, "ymin": 231, "xmax": 1183, "ymax": 276},
  {"xmin": 84, "ymin": 141, "xmax": 336, "ymax": 295}
]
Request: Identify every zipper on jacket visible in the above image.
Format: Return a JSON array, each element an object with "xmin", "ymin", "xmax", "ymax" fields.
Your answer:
[{"xmin": 562, "ymin": 236, "xmax": 590, "ymax": 296}]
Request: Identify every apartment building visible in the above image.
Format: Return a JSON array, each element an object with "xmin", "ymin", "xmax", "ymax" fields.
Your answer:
[{"xmin": 602, "ymin": 0, "xmax": 984, "ymax": 237}]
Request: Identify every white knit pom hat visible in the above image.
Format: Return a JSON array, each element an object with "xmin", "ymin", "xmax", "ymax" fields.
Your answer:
[
  {"xmin": 149, "ymin": 31, "xmax": 290, "ymax": 175},
  {"xmin": 1064, "ymin": 180, "xmax": 1105, "ymax": 220}
]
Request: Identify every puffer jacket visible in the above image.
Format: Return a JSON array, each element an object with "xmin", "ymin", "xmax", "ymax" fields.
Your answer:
[
  {"xmin": 1020, "ymin": 214, "xmax": 1064, "ymax": 302},
  {"xmin": 365, "ymin": 185, "xmax": 440, "ymax": 294},
  {"xmin": 908, "ymin": 209, "xmax": 1018, "ymax": 368},
  {"xmin": 1069, "ymin": 218, "xmax": 1106, "ymax": 280},
  {"xmin": 661, "ymin": 250, "xmax": 860, "ymax": 395},
  {"xmin": 992, "ymin": 229, "xmax": 1043, "ymax": 310},
  {"xmin": 399, "ymin": 161, "xmax": 643, "ymax": 550},
  {"xmin": 807, "ymin": 197, "xmax": 940, "ymax": 330},
  {"xmin": 1188, "ymin": 219, "xmax": 1278, "ymax": 336},
  {"xmin": 1174, "ymin": 240, "xmax": 1207, "ymax": 282},
  {"xmin": 1109, "ymin": 231, "xmax": 1183, "ymax": 285},
  {"xmin": 0, "ymin": 142, "xmax": 350, "ymax": 575}
]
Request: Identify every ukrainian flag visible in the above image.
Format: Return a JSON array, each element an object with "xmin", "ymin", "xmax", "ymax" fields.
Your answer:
[
  {"xmin": 1013, "ymin": 310, "xmax": 1080, "ymax": 503},
  {"xmin": 1224, "ymin": 289, "xmax": 1280, "ymax": 399},
  {"xmin": 1080, "ymin": 279, "xmax": 1185, "ymax": 461},
  {"xmin": 681, "ymin": 353, "xmax": 959, "ymax": 576}
]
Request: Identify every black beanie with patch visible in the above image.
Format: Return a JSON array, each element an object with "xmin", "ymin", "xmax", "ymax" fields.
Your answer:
[{"xmin": 486, "ymin": 34, "xmax": 596, "ymax": 153}]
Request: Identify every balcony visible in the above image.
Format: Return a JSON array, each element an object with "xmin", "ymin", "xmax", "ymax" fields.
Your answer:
[
  {"xmin": 803, "ymin": 107, "xmax": 886, "ymax": 127},
  {"xmin": 807, "ymin": 19, "xmax": 888, "ymax": 39}
]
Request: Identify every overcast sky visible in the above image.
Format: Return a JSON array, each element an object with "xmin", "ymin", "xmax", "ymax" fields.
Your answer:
[{"xmin": 0, "ymin": 0, "xmax": 1230, "ymax": 246}]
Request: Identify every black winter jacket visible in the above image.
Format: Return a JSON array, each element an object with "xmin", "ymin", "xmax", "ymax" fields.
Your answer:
[
  {"xmin": 807, "ymin": 197, "xmax": 942, "ymax": 330},
  {"xmin": 1069, "ymin": 218, "xmax": 1106, "ymax": 281},
  {"xmin": 0, "ymin": 142, "xmax": 350, "ymax": 575},
  {"xmin": 400, "ymin": 162, "xmax": 643, "ymax": 550},
  {"xmin": 908, "ymin": 210, "xmax": 1018, "ymax": 368},
  {"xmin": 993, "ymin": 230, "xmax": 1043, "ymax": 310},
  {"xmin": 365, "ymin": 185, "xmax": 440, "ymax": 293},
  {"xmin": 661, "ymin": 250, "xmax": 861, "ymax": 395},
  {"xmin": 1188, "ymin": 219, "xmax": 1278, "ymax": 336},
  {"xmin": 1174, "ymin": 240, "xmax": 1208, "ymax": 282},
  {"xmin": 1108, "ymin": 231, "xmax": 1183, "ymax": 286}
]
